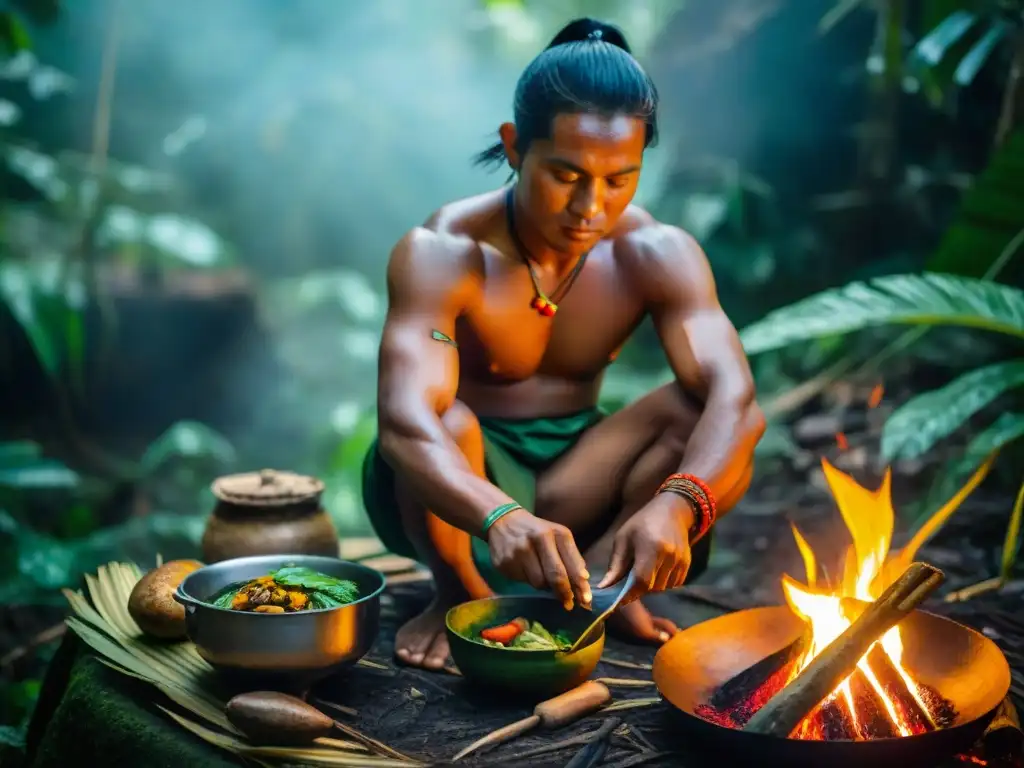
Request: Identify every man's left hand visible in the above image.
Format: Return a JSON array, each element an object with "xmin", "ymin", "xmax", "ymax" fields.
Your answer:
[{"xmin": 596, "ymin": 494, "xmax": 693, "ymax": 595}]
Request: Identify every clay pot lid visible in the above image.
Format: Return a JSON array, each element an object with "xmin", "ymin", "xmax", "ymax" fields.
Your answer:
[{"xmin": 211, "ymin": 469, "xmax": 325, "ymax": 507}]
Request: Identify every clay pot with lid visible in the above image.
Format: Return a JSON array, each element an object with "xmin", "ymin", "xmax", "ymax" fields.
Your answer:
[{"xmin": 201, "ymin": 469, "xmax": 340, "ymax": 563}]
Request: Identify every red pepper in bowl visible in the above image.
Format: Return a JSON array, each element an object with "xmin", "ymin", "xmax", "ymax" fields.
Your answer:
[{"xmin": 480, "ymin": 617, "xmax": 528, "ymax": 646}]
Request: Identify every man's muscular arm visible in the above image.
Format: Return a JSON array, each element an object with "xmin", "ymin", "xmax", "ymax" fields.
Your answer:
[
  {"xmin": 376, "ymin": 229, "xmax": 514, "ymax": 537},
  {"xmin": 641, "ymin": 226, "xmax": 766, "ymax": 519}
]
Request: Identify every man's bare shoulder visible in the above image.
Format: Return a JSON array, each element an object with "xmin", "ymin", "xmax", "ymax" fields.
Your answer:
[
  {"xmin": 426, "ymin": 188, "xmax": 505, "ymax": 238},
  {"xmin": 613, "ymin": 216, "xmax": 709, "ymax": 279},
  {"xmin": 389, "ymin": 224, "xmax": 485, "ymax": 299},
  {"xmin": 387, "ymin": 190, "xmax": 506, "ymax": 304}
]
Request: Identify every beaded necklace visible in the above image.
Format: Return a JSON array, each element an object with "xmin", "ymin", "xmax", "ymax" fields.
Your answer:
[{"xmin": 504, "ymin": 186, "xmax": 589, "ymax": 318}]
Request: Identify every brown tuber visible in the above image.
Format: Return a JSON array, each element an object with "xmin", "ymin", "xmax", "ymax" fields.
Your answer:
[
  {"xmin": 226, "ymin": 691, "xmax": 334, "ymax": 746},
  {"xmin": 127, "ymin": 559, "xmax": 203, "ymax": 639}
]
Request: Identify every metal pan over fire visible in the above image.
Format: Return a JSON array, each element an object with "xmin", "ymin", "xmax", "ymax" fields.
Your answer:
[{"xmin": 653, "ymin": 605, "xmax": 1011, "ymax": 768}]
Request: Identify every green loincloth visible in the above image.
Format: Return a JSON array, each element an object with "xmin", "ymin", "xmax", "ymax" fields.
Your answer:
[{"xmin": 361, "ymin": 408, "xmax": 712, "ymax": 594}]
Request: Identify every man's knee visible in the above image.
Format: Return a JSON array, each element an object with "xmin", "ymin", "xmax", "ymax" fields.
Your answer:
[{"xmin": 648, "ymin": 383, "xmax": 703, "ymax": 445}]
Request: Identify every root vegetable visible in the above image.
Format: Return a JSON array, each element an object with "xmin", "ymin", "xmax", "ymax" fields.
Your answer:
[
  {"xmin": 225, "ymin": 691, "xmax": 334, "ymax": 745},
  {"xmin": 127, "ymin": 559, "xmax": 203, "ymax": 639}
]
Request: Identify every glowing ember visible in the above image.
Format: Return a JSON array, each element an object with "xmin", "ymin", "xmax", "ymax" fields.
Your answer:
[
  {"xmin": 868, "ymin": 383, "xmax": 884, "ymax": 408},
  {"xmin": 697, "ymin": 455, "xmax": 997, "ymax": 741}
]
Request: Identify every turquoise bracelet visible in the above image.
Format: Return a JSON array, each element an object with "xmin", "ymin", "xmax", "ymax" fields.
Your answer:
[{"xmin": 481, "ymin": 502, "xmax": 522, "ymax": 536}]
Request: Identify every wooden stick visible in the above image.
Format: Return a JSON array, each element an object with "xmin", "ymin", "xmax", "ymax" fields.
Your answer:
[
  {"xmin": 600, "ymin": 658, "xmax": 652, "ymax": 672},
  {"xmin": 563, "ymin": 717, "xmax": 620, "ymax": 768},
  {"xmin": 604, "ymin": 752, "xmax": 670, "ymax": 768},
  {"xmin": 742, "ymin": 562, "xmax": 944, "ymax": 737}
]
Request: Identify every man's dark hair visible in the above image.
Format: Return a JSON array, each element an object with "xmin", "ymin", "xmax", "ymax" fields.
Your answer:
[{"xmin": 473, "ymin": 17, "xmax": 659, "ymax": 172}]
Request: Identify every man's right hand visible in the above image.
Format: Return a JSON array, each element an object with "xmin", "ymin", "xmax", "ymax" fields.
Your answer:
[{"xmin": 486, "ymin": 508, "xmax": 593, "ymax": 611}]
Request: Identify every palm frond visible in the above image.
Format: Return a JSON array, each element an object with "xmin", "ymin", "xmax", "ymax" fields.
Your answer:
[
  {"xmin": 159, "ymin": 708, "xmax": 413, "ymax": 767},
  {"xmin": 917, "ymin": 412, "xmax": 1024, "ymax": 528},
  {"xmin": 63, "ymin": 562, "xmax": 419, "ymax": 766},
  {"xmin": 739, "ymin": 273, "xmax": 1024, "ymax": 355},
  {"xmin": 881, "ymin": 360, "xmax": 1024, "ymax": 461},
  {"xmin": 929, "ymin": 131, "xmax": 1024, "ymax": 278}
]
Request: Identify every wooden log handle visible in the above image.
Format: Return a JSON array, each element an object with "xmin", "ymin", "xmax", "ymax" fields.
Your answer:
[
  {"xmin": 742, "ymin": 561, "xmax": 944, "ymax": 737},
  {"xmin": 535, "ymin": 680, "xmax": 612, "ymax": 728},
  {"xmin": 451, "ymin": 681, "xmax": 612, "ymax": 762}
]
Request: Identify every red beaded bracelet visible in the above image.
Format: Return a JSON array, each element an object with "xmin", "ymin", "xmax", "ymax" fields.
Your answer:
[{"xmin": 657, "ymin": 473, "xmax": 717, "ymax": 542}]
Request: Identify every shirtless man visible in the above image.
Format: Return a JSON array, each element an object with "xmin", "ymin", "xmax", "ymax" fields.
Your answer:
[{"xmin": 361, "ymin": 18, "xmax": 766, "ymax": 670}]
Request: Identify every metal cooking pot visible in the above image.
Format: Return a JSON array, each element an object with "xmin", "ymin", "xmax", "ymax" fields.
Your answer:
[{"xmin": 174, "ymin": 554, "xmax": 385, "ymax": 689}]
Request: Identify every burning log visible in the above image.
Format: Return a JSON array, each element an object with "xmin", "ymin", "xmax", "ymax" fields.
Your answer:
[
  {"xmin": 838, "ymin": 666, "xmax": 898, "ymax": 740},
  {"xmin": 861, "ymin": 644, "xmax": 937, "ymax": 735},
  {"xmin": 694, "ymin": 633, "xmax": 810, "ymax": 728},
  {"xmin": 742, "ymin": 561, "xmax": 944, "ymax": 738},
  {"xmin": 709, "ymin": 632, "xmax": 810, "ymax": 713}
]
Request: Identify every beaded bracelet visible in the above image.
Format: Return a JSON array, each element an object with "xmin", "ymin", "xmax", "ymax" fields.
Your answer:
[
  {"xmin": 481, "ymin": 502, "xmax": 523, "ymax": 536},
  {"xmin": 657, "ymin": 473, "xmax": 717, "ymax": 543}
]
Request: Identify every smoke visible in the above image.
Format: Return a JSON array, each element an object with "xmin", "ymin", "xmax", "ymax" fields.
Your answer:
[
  {"xmin": 57, "ymin": 0, "xmax": 671, "ymax": 279},
  {"xmin": 38, "ymin": 0, "xmax": 676, "ymax": 492}
]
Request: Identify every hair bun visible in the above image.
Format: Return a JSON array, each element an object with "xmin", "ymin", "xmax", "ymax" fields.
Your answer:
[{"xmin": 546, "ymin": 17, "xmax": 632, "ymax": 54}]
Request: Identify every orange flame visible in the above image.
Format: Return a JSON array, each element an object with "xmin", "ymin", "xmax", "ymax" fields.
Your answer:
[{"xmin": 782, "ymin": 456, "xmax": 997, "ymax": 737}]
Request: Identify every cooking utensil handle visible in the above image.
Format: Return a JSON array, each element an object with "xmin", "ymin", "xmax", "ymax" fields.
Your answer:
[
  {"xmin": 567, "ymin": 572, "xmax": 636, "ymax": 654},
  {"xmin": 534, "ymin": 680, "xmax": 612, "ymax": 727}
]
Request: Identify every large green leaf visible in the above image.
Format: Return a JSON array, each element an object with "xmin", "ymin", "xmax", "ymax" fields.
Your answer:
[
  {"xmin": 929, "ymin": 130, "xmax": 1024, "ymax": 279},
  {"xmin": 0, "ymin": 261, "xmax": 86, "ymax": 381},
  {"xmin": 918, "ymin": 412, "xmax": 1024, "ymax": 525},
  {"xmin": 0, "ymin": 509, "xmax": 203, "ymax": 604},
  {"xmin": 739, "ymin": 273, "xmax": 1024, "ymax": 355},
  {"xmin": 953, "ymin": 19, "xmax": 1010, "ymax": 86},
  {"xmin": 911, "ymin": 10, "xmax": 977, "ymax": 66},
  {"xmin": 0, "ymin": 440, "xmax": 79, "ymax": 490},
  {"xmin": 0, "ymin": 11, "xmax": 31, "ymax": 52},
  {"xmin": 881, "ymin": 360, "xmax": 1024, "ymax": 461}
]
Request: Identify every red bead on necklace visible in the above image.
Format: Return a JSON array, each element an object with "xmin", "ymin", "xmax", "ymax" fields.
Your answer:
[
  {"xmin": 506, "ymin": 186, "xmax": 589, "ymax": 320},
  {"xmin": 531, "ymin": 296, "xmax": 558, "ymax": 317}
]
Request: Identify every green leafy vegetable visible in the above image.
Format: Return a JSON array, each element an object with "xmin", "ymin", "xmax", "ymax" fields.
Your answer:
[
  {"xmin": 477, "ymin": 620, "xmax": 573, "ymax": 651},
  {"xmin": 211, "ymin": 583, "xmax": 241, "ymax": 608},
  {"xmin": 204, "ymin": 567, "xmax": 360, "ymax": 611},
  {"xmin": 268, "ymin": 566, "xmax": 359, "ymax": 606}
]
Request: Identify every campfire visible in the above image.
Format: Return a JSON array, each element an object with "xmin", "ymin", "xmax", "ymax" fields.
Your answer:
[{"xmin": 695, "ymin": 459, "xmax": 968, "ymax": 742}]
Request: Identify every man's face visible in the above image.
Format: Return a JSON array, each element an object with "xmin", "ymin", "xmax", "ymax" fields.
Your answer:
[{"xmin": 507, "ymin": 112, "xmax": 646, "ymax": 255}]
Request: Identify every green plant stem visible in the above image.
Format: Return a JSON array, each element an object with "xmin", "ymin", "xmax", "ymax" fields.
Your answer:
[
  {"xmin": 995, "ymin": 27, "xmax": 1024, "ymax": 147},
  {"xmin": 1000, "ymin": 477, "xmax": 1024, "ymax": 582}
]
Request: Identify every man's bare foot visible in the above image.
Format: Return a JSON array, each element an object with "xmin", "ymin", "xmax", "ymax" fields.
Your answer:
[
  {"xmin": 394, "ymin": 578, "xmax": 469, "ymax": 671},
  {"xmin": 394, "ymin": 599, "xmax": 452, "ymax": 670},
  {"xmin": 606, "ymin": 599, "xmax": 679, "ymax": 645}
]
